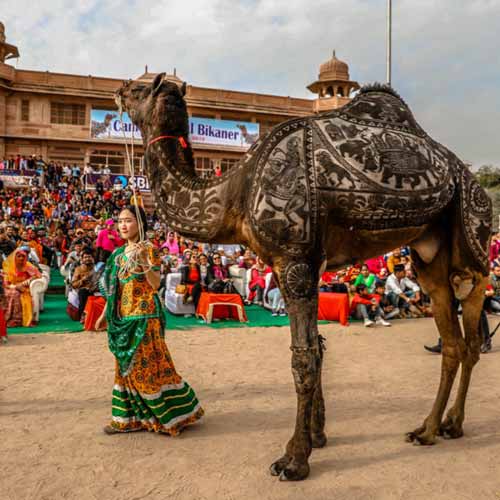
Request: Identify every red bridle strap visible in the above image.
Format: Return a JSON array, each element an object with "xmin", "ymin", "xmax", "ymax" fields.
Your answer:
[{"xmin": 147, "ymin": 135, "xmax": 188, "ymax": 149}]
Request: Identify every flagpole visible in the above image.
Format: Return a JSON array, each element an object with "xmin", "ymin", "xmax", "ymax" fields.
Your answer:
[{"xmin": 387, "ymin": 0, "xmax": 392, "ymax": 85}]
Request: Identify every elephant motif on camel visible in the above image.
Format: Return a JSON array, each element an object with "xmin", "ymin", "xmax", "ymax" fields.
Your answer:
[{"xmin": 116, "ymin": 75, "xmax": 492, "ymax": 481}]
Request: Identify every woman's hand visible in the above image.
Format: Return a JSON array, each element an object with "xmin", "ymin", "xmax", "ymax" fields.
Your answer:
[{"xmin": 137, "ymin": 245, "xmax": 150, "ymax": 267}]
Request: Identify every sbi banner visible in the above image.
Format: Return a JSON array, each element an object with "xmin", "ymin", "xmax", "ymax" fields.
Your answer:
[
  {"xmin": 90, "ymin": 110, "xmax": 259, "ymax": 150},
  {"xmin": 85, "ymin": 173, "xmax": 151, "ymax": 192}
]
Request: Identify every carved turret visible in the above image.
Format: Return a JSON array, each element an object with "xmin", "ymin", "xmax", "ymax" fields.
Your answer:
[
  {"xmin": 0, "ymin": 22, "xmax": 20, "ymax": 63},
  {"xmin": 307, "ymin": 50, "xmax": 359, "ymax": 113}
]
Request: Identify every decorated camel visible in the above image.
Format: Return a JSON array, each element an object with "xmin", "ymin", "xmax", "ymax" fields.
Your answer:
[{"xmin": 116, "ymin": 74, "xmax": 492, "ymax": 481}]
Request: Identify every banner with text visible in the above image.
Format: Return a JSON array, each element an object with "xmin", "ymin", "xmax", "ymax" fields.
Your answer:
[
  {"xmin": 90, "ymin": 110, "xmax": 259, "ymax": 149},
  {"xmin": 85, "ymin": 173, "xmax": 151, "ymax": 192}
]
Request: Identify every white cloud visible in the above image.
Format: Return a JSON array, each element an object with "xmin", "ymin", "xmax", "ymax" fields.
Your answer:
[{"xmin": 2, "ymin": 0, "xmax": 500, "ymax": 165}]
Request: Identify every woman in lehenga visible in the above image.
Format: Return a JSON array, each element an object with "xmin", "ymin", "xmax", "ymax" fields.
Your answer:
[
  {"xmin": 3, "ymin": 248, "xmax": 41, "ymax": 327},
  {"xmin": 95, "ymin": 206, "xmax": 203, "ymax": 435}
]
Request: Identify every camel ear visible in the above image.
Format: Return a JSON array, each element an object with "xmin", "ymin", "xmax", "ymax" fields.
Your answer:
[
  {"xmin": 152, "ymin": 72, "xmax": 165, "ymax": 96},
  {"xmin": 181, "ymin": 81, "xmax": 187, "ymax": 96}
]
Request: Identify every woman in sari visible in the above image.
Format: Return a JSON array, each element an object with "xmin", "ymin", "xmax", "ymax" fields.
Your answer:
[
  {"xmin": 96, "ymin": 205, "xmax": 203, "ymax": 435},
  {"xmin": 3, "ymin": 248, "xmax": 41, "ymax": 327}
]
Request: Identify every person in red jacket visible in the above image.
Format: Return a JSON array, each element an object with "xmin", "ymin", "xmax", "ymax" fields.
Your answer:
[
  {"xmin": 350, "ymin": 284, "xmax": 391, "ymax": 327},
  {"xmin": 245, "ymin": 257, "xmax": 272, "ymax": 305}
]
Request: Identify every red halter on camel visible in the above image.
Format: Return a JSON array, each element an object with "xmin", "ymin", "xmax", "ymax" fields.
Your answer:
[{"xmin": 147, "ymin": 135, "xmax": 188, "ymax": 149}]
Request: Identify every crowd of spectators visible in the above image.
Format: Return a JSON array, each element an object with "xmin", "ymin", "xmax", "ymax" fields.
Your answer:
[{"xmin": 1, "ymin": 156, "xmax": 500, "ymax": 354}]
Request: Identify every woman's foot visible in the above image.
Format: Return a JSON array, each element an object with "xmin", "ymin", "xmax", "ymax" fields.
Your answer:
[
  {"xmin": 279, "ymin": 310, "xmax": 287, "ymax": 317},
  {"xmin": 271, "ymin": 310, "xmax": 278, "ymax": 317},
  {"xmin": 103, "ymin": 425, "xmax": 123, "ymax": 435},
  {"xmin": 103, "ymin": 424, "xmax": 142, "ymax": 435}
]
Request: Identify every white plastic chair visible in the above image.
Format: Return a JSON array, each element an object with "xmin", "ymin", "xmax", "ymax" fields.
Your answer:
[{"xmin": 164, "ymin": 272, "xmax": 196, "ymax": 315}]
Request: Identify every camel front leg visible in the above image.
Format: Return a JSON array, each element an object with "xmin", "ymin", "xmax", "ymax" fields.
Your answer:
[
  {"xmin": 270, "ymin": 261, "xmax": 321, "ymax": 481},
  {"xmin": 311, "ymin": 335, "xmax": 327, "ymax": 448}
]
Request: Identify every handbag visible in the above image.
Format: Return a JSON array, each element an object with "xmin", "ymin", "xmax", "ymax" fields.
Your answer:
[
  {"xmin": 208, "ymin": 280, "xmax": 226, "ymax": 294},
  {"xmin": 223, "ymin": 281, "xmax": 237, "ymax": 295},
  {"xmin": 175, "ymin": 284, "xmax": 187, "ymax": 294}
]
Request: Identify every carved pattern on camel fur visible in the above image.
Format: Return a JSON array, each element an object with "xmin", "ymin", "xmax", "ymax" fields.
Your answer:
[{"xmin": 116, "ymin": 74, "xmax": 492, "ymax": 482}]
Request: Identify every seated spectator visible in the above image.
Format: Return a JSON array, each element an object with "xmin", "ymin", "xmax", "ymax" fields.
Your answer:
[
  {"xmin": 319, "ymin": 271, "xmax": 336, "ymax": 292},
  {"xmin": 0, "ymin": 226, "xmax": 16, "ymax": 259},
  {"xmin": 71, "ymin": 248, "xmax": 99, "ymax": 320},
  {"xmin": 246, "ymin": 257, "xmax": 272, "ymax": 305},
  {"xmin": 374, "ymin": 282, "xmax": 400, "ymax": 320},
  {"xmin": 365, "ymin": 255, "xmax": 387, "ymax": 276},
  {"xmin": 163, "ymin": 231, "xmax": 179, "ymax": 255},
  {"xmin": 345, "ymin": 264, "xmax": 361, "ymax": 285},
  {"xmin": 330, "ymin": 272, "xmax": 349, "ymax": 294},
  {"xmin": 353, "ymin": 264, "xmax": 376, "ymax": 293},
  {"xmin": 180, "ymin": 254, "xmax": 203, "ymax": 309},
  {"xmin": 490, "ymin": 232, "xmax": 500, "ymax": 268},
  {"xmin": 377, "ymin": 267, "xmax": 389, "ymax": 282},
  {"xmin": 198, "ymin": 253, "xmax": 210, "ymax": 283},
  {"xmin": 484, "ymin": 265, "xmax": 500, "ymax": 314},
  {"xmin": 208, "ymin": 253, "xmax": 237, "ymax": 294},
  {"xmin": 239, "ymin": 248, "xmax": 256, "ymax": 270},
  {"xmin": 2, "ymin": 248, "xmax": 42, "ymax": 327},
  {"xmin": 350, "ymin": 284, "xmax": 391, "ymax": 327},
  {"xmin": 61, "ymin": 240, "xmax": 84, "ymax": 283},
  {"xmin": 169, "ymin": 256, "xmax": 180, "ymax": 273},
  {"xmin": 386, "ymin": 248, "xmax": 402, "ymax": 273},
  {"xmin": 385, "ymin": 264, "xmax": 421, "ymax": 316},
  {"xmin": 266, "ymin": 273, "xmax": 286, "ymax": 316}
]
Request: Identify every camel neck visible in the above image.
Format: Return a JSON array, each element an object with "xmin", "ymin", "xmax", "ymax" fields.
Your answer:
[{"xmin": 145, "ymin": 141, "xmax": 249, "ymax": 243}]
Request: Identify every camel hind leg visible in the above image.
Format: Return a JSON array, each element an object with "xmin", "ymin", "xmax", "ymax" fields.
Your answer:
[
  {"xmin": 440, "ymin": 270, "xmax": 486, "ymax": 439},
  {"xmin": 406, "ymin": 246, "xmax": 465, "ymax": 445}
]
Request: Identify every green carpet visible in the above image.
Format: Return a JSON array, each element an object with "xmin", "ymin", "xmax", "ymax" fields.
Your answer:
[
  {"xmin": 8, "ymin": 294, "xmax": 84, "ymax": 335},
  {"xmin": 49, "ymin": 269, "xmax": 66, "ymax": 288},
  {"xmin": 8, "ymin": 268, "xmax": 321, "ymax": 335},
  {"xmin": 7, "ymin": 298, "xmax": 315, "ymax": 335},
  {"xmin": 165, "ymin": 304, "xmax": 295, "ymax": 331}
]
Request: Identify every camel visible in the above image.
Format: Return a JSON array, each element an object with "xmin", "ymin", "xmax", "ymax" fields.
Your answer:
[{"xmin": 116, "ymin": 74, "xmax": 492, "ymax": 481}]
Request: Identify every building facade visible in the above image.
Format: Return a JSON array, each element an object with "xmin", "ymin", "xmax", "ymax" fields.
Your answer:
[{"xmin": 0, "ymin": 22, "xmax": 359, "ymax": 178}]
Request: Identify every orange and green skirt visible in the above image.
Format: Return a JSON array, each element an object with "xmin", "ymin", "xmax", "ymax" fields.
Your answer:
[{"xmin": 109, "ymin": 318, "xmax": 203, "ymax": 435}]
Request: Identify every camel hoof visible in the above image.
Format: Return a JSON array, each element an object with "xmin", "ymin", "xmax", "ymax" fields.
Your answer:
[
  {"xmin": 405, "ymin": 429, "xmax": 436, "ymax": 446},
  {"xmin": 439, "ymin": 418, "xmax": 464, "ymax": 439},
  {"xmin": 405, "ymin": 432, "xmax": 417, "ymax": 443},
  {"xmin": 311, "ymin": 432, "xmax": 327, "ymax": 448},
  {"xmin": 270, "ymin": 456, "xmax": 292, "ymax": 477},
  {"xmin": 278, "ymin": 461, "xmax": 310, "ymax": 482},
  {"xmin": 412, "ymin": 432, "xmax": 437, "ymax": 446}
]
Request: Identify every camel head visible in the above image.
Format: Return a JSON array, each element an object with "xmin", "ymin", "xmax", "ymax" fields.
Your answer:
[{"xmin": 115, "ymin": 73, "xmax": 189, "ymax": 142}]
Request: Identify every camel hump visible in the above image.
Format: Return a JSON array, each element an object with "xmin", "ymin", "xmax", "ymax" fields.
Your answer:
[
  {"xmin": 335, "ymin": 83, "xmax": 425, "ymax": 137},
  {"xmin": 454, "ymin": 163, "xmax": 492, "ymax": 275},
  {"xmin": 358, "ymin": 83, "xmax": 405, "ymax": 100}
]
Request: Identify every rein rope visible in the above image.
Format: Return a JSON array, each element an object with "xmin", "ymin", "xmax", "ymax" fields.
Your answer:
[{"xmin": 115, "ymin": 95, "xmax": 153, "ymax": 279}]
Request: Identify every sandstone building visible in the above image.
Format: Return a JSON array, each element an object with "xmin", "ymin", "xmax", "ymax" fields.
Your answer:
[{"xmin": 0, "ymin": 22, "xmax": 359, "ymax": 178}]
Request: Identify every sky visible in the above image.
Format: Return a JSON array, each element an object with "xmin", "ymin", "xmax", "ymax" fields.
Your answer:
[{"xmin": 2, "ymin": 0, "xmax": 499, "ymax": 166}]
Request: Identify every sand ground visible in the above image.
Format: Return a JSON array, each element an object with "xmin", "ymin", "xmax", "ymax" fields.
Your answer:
[{"xmin": 2, "ymin": 318, "xmax": 500, "ymax": 500}]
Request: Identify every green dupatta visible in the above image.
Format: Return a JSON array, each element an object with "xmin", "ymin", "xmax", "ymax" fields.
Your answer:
[{"xmin": 100, "ymin": 245, "xmax": 165, "ymax": 376}]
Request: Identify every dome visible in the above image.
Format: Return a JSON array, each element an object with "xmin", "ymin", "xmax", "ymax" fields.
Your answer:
[{"xmin": 318, "ymin": 51, "xmax": 349, "ymax": 82}]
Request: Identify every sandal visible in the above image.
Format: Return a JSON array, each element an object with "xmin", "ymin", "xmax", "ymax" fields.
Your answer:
[{"xmin": 103, "ymin": 424, "xmax": 143, "ymax": 435}]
